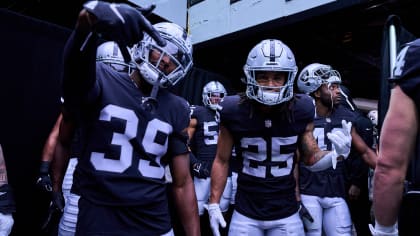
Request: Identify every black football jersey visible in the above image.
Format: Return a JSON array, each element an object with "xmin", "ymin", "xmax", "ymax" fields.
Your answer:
[
  {"xmin": 65, "ymin": 63, "xmax": 190, "ymax": 209},
  {"xmin": 299, "ymin": 105, "xmax": 357, "ymax": 198},
  {"xmin": 189, "ymin": 105, "xmax": 219, "ymax": 164},
  {"xmin": 219, "ymin": 94, "xmax": 314, "ymax": 220}
]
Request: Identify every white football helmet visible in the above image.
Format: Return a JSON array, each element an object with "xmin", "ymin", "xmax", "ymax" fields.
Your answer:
[
  {"xmin": 297, "ymin": 63, "xmax": 341, "ymax": 94},
  {"xmin": 132, "ymin": 22, "xmax": 193, "ymax": 88},
  {"xmin": 96, "ymin": 41, "xmax": 133, "ymax": 73},
  {"xmin": 202, "ymin": 81, "xmax": 227, "ymax": 110},
  {"xmin": 243, "ymin": 39, "xmax": 297, "ymax": 105}
]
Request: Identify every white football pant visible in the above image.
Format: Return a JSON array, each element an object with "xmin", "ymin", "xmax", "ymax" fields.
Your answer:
[{"xmin": 301, "ymin": 194, "xmax": 352, "ymax": 236}]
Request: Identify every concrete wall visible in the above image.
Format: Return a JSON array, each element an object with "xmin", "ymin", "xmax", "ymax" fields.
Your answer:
[
  {"xmin": 188, "ymin": 0, "xmax": 335, "ymax": 44},
  {"xmin": 130, "ymin": 0, "xmax": 188, "ymax": 28}
]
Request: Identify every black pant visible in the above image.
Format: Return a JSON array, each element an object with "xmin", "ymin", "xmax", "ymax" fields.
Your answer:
[
  {"xmin": 399, "ymin": 192, "xmax": 420, "ymax": 236},
  {"xmin": 347, "ymin": 187, "xmax": 373, "ymax": 236}
]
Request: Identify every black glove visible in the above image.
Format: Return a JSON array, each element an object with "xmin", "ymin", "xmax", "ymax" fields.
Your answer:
[
  {"xmin": 83, "ymin": 0, "xmax": 166, "ymax": 62},
  {"xmin": 298, "ymin": 201, "xmax": 314, "ymax": 223},
  {"xmin": 36, "ymin": 161, "xmax": 52, "ymax": 192},
  {"xmin": 42, "ymin": 191, "xmax": 65, "ymax": 232},
  {"xmin": 192, "ymin": 161, "xmax": 211, "ymax": 179}
]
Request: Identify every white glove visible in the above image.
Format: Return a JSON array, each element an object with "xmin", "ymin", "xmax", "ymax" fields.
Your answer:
[
  {"xmin": 369, "ymin": 221, "xmax": 398, "ymax": 236},
  {"xmin": 0, "ymin": 212, "xmax": 14, "ymax": 236},
  {"xmin": 208, "ymin": 203, "xmax": 226, "ymax": 236},
  {"xmin": 327, "ymin": 120, "xmax": 352, "ymax": 161}
]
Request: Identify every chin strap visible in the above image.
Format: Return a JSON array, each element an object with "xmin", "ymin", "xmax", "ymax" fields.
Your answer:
[{"xmin": 142, "ymin": 77, "xmax": 161, "ymax": 113}]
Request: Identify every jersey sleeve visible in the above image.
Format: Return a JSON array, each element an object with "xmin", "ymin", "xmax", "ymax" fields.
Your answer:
[{"xmin": 167, "ymin": 96, "xmax": 190, "ymax": 156}]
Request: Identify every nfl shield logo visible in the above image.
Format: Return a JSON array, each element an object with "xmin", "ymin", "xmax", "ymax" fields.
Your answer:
[{"xmin": 265, "ymin": 119, "xmax": 272, "ymax": 128}]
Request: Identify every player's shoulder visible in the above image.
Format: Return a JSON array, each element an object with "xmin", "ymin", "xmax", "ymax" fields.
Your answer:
[
  {"xmin": 291, "ymin": 93, "xmax": 315, "ymax": 121},
  {"xmin": 220, "ymin": 95, "xmax": 240, "ymax": 109},
  {"xmin": 162, "ymin": 90, "xmax": 189, "ymax": 108},
  {"xmin": 334, "ymin": 105, "xmax": 358, "ymax": 122},
  {"xmin": 190, "ymin": 105, "xmax": 206, "ymax": 117}
]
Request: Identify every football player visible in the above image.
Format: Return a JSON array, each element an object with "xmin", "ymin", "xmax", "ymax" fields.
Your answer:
[
  {"xmin": 37, "ymin": 41, "xmax": 135, "ymax": 236},
  {"xmin": 296, "ymin": 63, "xmax": 377, "ymax": 236},
  {"xmin": 188, "ymin": 81, "xmax": 231, "ymax": 235},
  {"xmin": 0, "ymin": 144, "xmax": 15, "ymax": 236},
  {"xmin": 60, "ymin": 1, "xmax": 199, "ymax": 235},
  {"xmin": 372, "ymin": 39, "xmax": 420, "ymax": 236},
  {"xmin": 208, "ymin": 39, "xmax": 352, "ymax": 236}
]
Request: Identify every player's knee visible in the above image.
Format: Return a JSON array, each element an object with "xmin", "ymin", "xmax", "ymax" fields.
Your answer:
[{"xmin": 0, "ymin": 213, "xmax": 14, "ymax": 235}]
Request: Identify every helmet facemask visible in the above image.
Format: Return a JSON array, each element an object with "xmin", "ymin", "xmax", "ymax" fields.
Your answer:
[
  {"xmin": 244, "ymin": 69, "xmax": 295, "ymax": 105},
  {"xmin": 202, "ymin": 81, "xmax": 227, "ymax": 110},
  {"xmin": 243, "ymin": 39, "xmax": 297, "ymax": 106},
  {"xmin": 132, "ymin": 22, "xmax": 193, "ymax": 88}
]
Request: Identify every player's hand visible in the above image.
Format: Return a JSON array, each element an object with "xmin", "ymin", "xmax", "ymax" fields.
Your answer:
[
  {"xmin": 192, "ymin": 161, "xmax": 211, "ymax": 179},
  {"xmin": 42, "ymin": 191, "xmax": 65, "ymax": 231},
  {"xmin": 298, "ymin": 201, "xmax": 314, "ymax": 223},
  {"xmin": 83, "ymin": 0, "xmax": 166, "ymax": 62},
  {"xmin": 0, "ymin": 213, "xmax": 14, "ymax": 236},
  {"xmin": 348, "ymin": 184, "xmax": 361, "ymax": 200},
  {"xmin": 208, "ymin": 203, "xmax": 226, "ymax": 236},
  {"xmin": 36, "ymin": 161, "xmax": 52, "ymax": 192},
  {"xmin": 327, "ymin": 120, "xmax": 352, "ymax": 159}
]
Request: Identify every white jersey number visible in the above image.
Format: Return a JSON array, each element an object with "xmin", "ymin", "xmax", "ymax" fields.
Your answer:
[
  {"xmin": 90, "ymin": 105, "xmax": 172, "ymax": 179},
  {"xmin": 203, "ymin": 121, "xmax": 218, "ymax": 145},
  {"xmin": 241, "ymin": 136, "xmax": 297, "ymax": 178}
]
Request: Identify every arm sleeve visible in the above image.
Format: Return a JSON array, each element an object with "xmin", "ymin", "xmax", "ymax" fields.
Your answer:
[{"xmin": 62, "ymin": 29, "xmax": 98, "ymax": 114}]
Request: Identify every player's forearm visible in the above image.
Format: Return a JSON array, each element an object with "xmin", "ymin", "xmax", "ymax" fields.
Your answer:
[
  {"xmin": 209, "ymin": 155, "xmax": 229, "ymax": 203},
  {"xmin": 173, "ymin": 178, "xmax": 200, "ymax": 236},
  {"xmin": 62, "ymin": 11, "xmax": 98, "ymax": 107},
  {"xmin": 373, "ymin": 163, "xmax": 404, "ymax": 225},
  {"xmin": 362, "ymin": 149, "xmax": 377, "ymax": 169},
  {"xmin": 51, "ymin": 140, "xmax": 71, "ymax": 192}
]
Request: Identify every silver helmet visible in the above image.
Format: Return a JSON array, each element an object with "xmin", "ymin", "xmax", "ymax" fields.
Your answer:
[
  {"xmin": 297, "ymin": 63, "xmax": 341, "ymax": 94},
  {"xmin": 132, "ymin": 22, "xmax": 193, "ymax": 88},
  {"xmin": 243, "ymin": 39, "xmax": 297, "ymax": 105},
  {"xmin": 96, "ymin": 41, "xmax": 133, "ymax": 73},
  {"xmin": 202, "ymin": 81, "xmax": 227, "ymax": 110}
]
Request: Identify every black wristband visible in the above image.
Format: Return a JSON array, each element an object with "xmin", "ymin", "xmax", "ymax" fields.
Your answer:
[
  {"xmin": 0, "ymin": 184, "xmax": 16, "ymax": 214},
  {"xmin": 39, "ymin": 161, "xmax": 51, "ymax": 174}
]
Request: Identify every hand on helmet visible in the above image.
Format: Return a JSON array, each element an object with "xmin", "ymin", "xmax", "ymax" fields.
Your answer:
[
  {"xmin": 208, "ymin": 203, "xmax": 226, "ymax": 236},
  {"xmin": 83, "ymin": 0, "xmax": 166, "ymax": 62}
]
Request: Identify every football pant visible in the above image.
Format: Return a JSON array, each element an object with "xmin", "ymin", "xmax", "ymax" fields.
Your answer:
[
  {"xmin": 301, "ymin": 194, "xmax": 352, "ymax": 236},
  {"xmin": 228, "ymin": 210, "xmax": 304, "ymax": 236},
  {"xmin": 230, "ymin": 171, "xmax": 238, "ymax": 205},
  {"xmin": 194, "ymin": 176, "xmax": 232, "ymax": 215},
  {"xmin": 59, "ymin": 158, "xmax": 79, "ymax": 236}
]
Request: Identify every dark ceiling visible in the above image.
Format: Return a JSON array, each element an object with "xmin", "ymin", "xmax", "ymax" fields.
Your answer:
[{"xmin": 3, "ymin": 0, "xmax": 420, "ymax": 99}]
